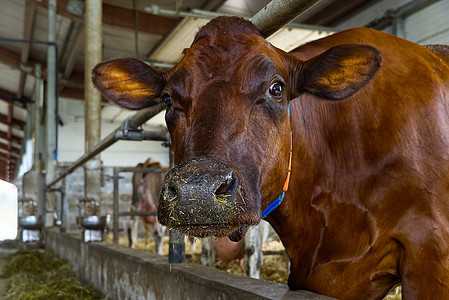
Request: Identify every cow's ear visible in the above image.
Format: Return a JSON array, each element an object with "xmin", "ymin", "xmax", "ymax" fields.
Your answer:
[
  {"xmin": 297, "ymin": 44, "xmax": 381, "ymax": 100},
  {"xmin": 92, "ymin": 58, "xmax": 165, "ymax": 110}
]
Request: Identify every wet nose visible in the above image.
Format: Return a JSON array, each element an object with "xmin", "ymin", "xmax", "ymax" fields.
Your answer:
[
  {"xmin": 158, "ymin": 158, "xmax": 240, "ymax": 226},
  {"xmin": 165, "ymin": 170, "xmax": 238, "ymax": 203}
]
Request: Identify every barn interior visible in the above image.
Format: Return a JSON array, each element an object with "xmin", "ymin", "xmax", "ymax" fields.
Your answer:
[{"xmin": 0, "ymin": 0, "xmax": 448, "ymax": 299}]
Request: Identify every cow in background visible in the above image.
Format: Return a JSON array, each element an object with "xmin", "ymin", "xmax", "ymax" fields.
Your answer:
[
  {"xmin": 129, "ymin": 157, "xmax": 167, "ymax": 255},
  {"xmin": 201, "ymin": 221, "xmax": 272, "ymax": 279}
]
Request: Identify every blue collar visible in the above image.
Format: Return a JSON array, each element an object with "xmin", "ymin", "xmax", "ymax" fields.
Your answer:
[
  {"xmin": 262, "ymin": 191, "xmax": 285, "ymax": 218},
  {"xmin": 262, "ymin": 104, "xmax": 292, "ymax": 218}
]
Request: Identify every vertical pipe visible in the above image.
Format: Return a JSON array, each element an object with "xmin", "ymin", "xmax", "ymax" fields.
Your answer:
[
  {"xmin": 44, "ymin": 0, "xmax": 57, "ymax": 226},
  {"xmin": 392, "ymin": 17, "xmax": 405, "ymax": 38},
  {"xmin": 30, "ymin": 64, "xmax": 43, "ymax": 219},
  {"xmin": 34, "ymin": 65, "xmax": 41, "ymax": 170},
  {"xmin": 84, "ymin": 0, "xmax": 103, "ymax": 210},
  {"xmin": 168, "ymin": 144, "xmax": 185, "ymax": 263},
  {"xmin": 46, "ymin": 0, "xmax": 57, "ymax": 183},
  {"xmin": 113, "ymin": 167, "xmax": 119, "ymax": 244},
  {"xmin": 35, "ymin": 64, "xmax": 43, "ymax": 218}
]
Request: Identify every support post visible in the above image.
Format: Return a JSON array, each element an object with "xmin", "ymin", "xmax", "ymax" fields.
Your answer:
[
  {"xmin": 84, "ymin": 0, "xmax": 103, "ymax": 212},
  {"xmin": 44, "ymin": 0, "xmax": 57, "ymax": 226},
  {"xmin": 113, "ymin": 167, "xmax": 119, "ymax": 244},
  {"xmin": 168, "ymin": 144, "xmax": 186, "ymax": 263}
]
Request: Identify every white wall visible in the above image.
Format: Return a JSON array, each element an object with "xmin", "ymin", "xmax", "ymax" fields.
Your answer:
[{"xmin": 57, "ymin": 97, "xmax": 170, "ymax": 167}]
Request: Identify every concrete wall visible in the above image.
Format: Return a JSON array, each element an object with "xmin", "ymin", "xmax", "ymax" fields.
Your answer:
[
  {"xmin": 57, "ymin": 97, "xmax": 170, "ymax": 167},
  {"xmin": 45, "ymin": 229, "xmax": 334, "ymax": 300}
]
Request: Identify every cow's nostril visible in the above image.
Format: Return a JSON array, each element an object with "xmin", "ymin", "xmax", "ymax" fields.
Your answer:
[
  {"xmin": 167, "ymin": 184, "xmax": 178, "ymax": 202},
  {"xmin": 215, "ymin": 172, "xmax": 238, "ymax": 196}
]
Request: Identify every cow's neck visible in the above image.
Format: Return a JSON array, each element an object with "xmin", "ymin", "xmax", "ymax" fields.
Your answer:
[{"xmin": 266, "ymin": 99, "xmax": 372, "ymax": 288}]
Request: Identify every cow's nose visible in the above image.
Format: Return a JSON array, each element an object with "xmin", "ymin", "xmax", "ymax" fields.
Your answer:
[
  {"xmin": 164, "ymin": 170, "xmax": 238, "ymax": 204},
  {"xmin": 158, "ymin": 158, "xmax": 241, "ymax": 227}
]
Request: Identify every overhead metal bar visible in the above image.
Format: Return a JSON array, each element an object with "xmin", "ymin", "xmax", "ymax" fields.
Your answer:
[
  {"xmin": 250, "ymin": 0, "xmax": 323, "ymax": 38},
  {"xmin": 46, "ymin": 103, "xmax": 166, "ymax": 188}
]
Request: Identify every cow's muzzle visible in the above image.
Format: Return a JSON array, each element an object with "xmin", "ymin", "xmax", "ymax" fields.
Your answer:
[{"xmin": 158, "ymin": 157, "xmax": 254, "ymax": 241}]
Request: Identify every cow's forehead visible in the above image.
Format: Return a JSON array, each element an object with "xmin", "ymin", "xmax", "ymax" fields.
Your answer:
[{"xmin": 167, "ymin": 34, "xmax": 286, "ymax": 85}]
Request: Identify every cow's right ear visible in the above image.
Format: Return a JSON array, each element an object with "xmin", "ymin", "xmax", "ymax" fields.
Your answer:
[{"xmin": 92, "ymin": 58, "xmax": 165, "ymax": 110}]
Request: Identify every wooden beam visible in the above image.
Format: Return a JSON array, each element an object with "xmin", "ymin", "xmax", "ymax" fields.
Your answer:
[
  {"xmin": 63, "ymin": 25, "xmax": 84, "ymax": 80},
  {"xmin": 299, "ymin": 0, "xmax": 376, "ymax": 26},
  {"xmin": 0, "ymin": 45, "xmax": 39, "ymax": 83},
  {"xmin": 0, "ymin": 131, "xmax": 22, "ymax": 145},
  {"xmin": 0, "ymin": 113, "xmax": 25, "ymax": 129},
  {"xmin": 0, "ymin": 143, "xmax": 10, "ymax": 152},
  {"xmin": 17, "ymin": 0, "xmax": 38, "ymax": 99},
  {"xmin": 35, "ymin": 0, "xmax": 177, "ymax": 35},
  {"xmin": 59, "ymin": 86, "xmax": 84, "ymax": 100},
  {"xmin": 102, "ymin": 4, "xmax": 177, "ymax": 35},
  {"xmin": 0, "ymin": 46, "xmax": 21, "ymax": 70}
]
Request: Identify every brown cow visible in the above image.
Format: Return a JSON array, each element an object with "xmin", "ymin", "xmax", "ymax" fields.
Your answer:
[
  {"xmin": 92, "ymin": 17, "xmax": 449, "ymax": 300},
  {"xmin": 130, "ymin": 157, "xmax": 167, "ymax": 254}
]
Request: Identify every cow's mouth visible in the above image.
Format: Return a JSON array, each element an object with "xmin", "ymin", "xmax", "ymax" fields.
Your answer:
[{"xmin": 171, "ymin": 223, "xmax": 250, "ymax": 242}]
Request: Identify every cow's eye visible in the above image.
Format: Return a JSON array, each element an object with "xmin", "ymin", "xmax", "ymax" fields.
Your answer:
[
  {"xmin": 269, "ymin": 82, "xmax": 283, "ymax": 99},
  {"xmin": 162, "ymin": 93, "xmax": 172, "ymax": 107}
]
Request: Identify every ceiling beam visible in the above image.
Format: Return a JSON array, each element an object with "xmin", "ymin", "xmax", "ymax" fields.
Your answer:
[
  {"xmin": 0, "ymin": 113, "xmax": 25, "ymax": 129},
  {"xmin": 7, "ymin": 102, "xmax": 13, "ymax": 163},
  {"xmin": 35, "ymin": 0, "xmax": 177, "ymax": 35},
  {"xmin": 0, "ymin": 45, "xmax": 21, "ymax": 70},
  {"xmin": 63, "ymin": 25, "xmax": 84, "ymax": 80},
  {"xmin": 17, "ymin": 0, "xmax": 38, "ymax": 99},
  {"xmin": 0, "ymin": 131, "xmax": 22, "ymax": 145},
  {"xmin": 0, "ymin": 143, "xmax": 11, "ymax": 152},
  {"xmin": 297, "ymin": 0, "xmax": 376, "ymax": 26}
]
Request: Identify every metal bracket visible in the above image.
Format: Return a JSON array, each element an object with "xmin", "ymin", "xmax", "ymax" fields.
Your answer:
[{"xmin": 116, "ymin": 115, "xmax": 145, "ymax": 141}]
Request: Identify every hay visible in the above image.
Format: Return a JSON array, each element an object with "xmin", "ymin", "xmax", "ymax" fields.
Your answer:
[{"xmin": 1, "ymin": 251, "xmax": 102, "ymax": 300}]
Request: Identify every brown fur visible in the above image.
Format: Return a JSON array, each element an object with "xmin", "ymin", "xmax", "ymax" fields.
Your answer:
[{"xmin": 93, "ymin": 17, "xmax": 449, "ymax": 300}]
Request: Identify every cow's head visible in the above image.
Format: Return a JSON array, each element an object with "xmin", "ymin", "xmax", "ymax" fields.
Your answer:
[{"xmin": 92, "ymin": 17, "xmax": 380, "ymax": 241}]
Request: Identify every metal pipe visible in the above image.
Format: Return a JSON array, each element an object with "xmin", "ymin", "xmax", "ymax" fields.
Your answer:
[
  {"xmin": 113, "ymin": 167, "xmax": 119, "ymax": 244},
  {"xmin": 144, "ymin": 5, "xmax": 224, "ymax": 19},
  {"xmin": 47, "ymin": 103, "xmax": 165, "ymax": 188},
  {"xmin": 250, "ymin": 0, "xmax": 322, "ymax": 38},
  {"xmin": 34, "ymin": 65, "xmax": 42, "ymax": 170},
  {"xmin": 0, "ymin": 94, "xmax": 34, "ymax": 103},
  {"xmin": 115, "ymin": 130, "xmax": 169, "ymax": 141},
  {"xmin": 113, "ymin": 167, "xmax": 167, "ymax": 173},
  {"xmin": 119, "ymin": 211, "xmax": 157, "ymax": 217}
]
